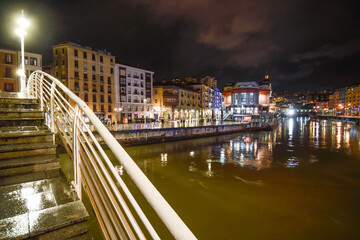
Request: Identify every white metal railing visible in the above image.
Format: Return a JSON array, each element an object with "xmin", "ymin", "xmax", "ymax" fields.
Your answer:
[
  {"xmin": 222, "ymin": 112, "xmax": 230, "ymax": 120},
  {"xmin": 27, "ymin": 70, "xmax": 196, "ymax": 240}
]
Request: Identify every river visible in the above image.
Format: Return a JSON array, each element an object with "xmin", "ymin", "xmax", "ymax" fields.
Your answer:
[{"xmin": 60, "ymin": 117, "xmax": 360, "ymax": 239}]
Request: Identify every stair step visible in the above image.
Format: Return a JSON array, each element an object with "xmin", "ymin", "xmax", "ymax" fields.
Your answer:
[
  {"xmin": 0, "ymin": 155, "xmax": 58, "ymax": 169},
  {"xmin": 0, "ymin": 97, "xmax": 38, "ymax": 110},
  {"xmin": 0, "ymin": 143, "xmax": 56, "ymax": 160},
  {"xmin": 0, "ymin": 109, "xmax": 43, "ymax": 118},
  {"xmin": 0, "ymin": 155, "xmax": 59, "ymax": 177},
  {"xmin": 0, "ymin": 118, "xmax": 44, "ymax": 127},
  {"xmin": 0, "ymin": 176, "xmax": 88, "ymax": 240},
  {"xmin": 0, "ymin": 202, "xmax": 88, "ymax": 240},
  {"xmin": 0, "ymin": 177, "xmax": 78, "ymax": 218},
  {"xmin": 0, "ymin": 97, "xmax": 38, "ymax": 104},
  {"xmin": 0, "ymin": 142, "xmax": 55, "ymax": 153},
  {"xmin": 0, "ymin": 169, "xmax": 63, "ymax": 187},
  {"xmin": 0, "ymin": 127, "xmax": 53, "ymax": 145}
]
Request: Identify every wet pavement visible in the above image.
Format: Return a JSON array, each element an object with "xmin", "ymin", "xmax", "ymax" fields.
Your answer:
[{"xmin": 0, "ymin": 177, "xmax": 88, "ymax": 240}]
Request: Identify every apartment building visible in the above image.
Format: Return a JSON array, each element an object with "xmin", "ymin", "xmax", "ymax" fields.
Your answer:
[
  {"xmin": 329, "ymin": 89, "xmax": 339, "ymax": 110},
  {"xmin": 53, "ymin": 42, "xmax": 115, "ymax": 122},
  {"xmin": 0, "ymin": 48, "xmax": 42, "ymax": 92},
  {"xmin": 114, "ymin": 63, "xmax": 153, "ymax": 122},
  {"xmin": 190, "ymin": 84, "xmax": 211, "ymax": 118},
  {"xmin": 200, "ymin": 76, "xmax": 218, "ymax": 88},
  {"xmin": 18, "ymin": 51, "xmax": 42, "ymax": 79},
  {"xmin": 345, "ymin": 84, "xmax": 360, "ymax": 109},
  {"xmin": 0, "ymin": 48, "xmax": 17, "ymax": 92},
  {"xmin": 153, "ymin": 85, "xmax": 201, "ymax": 121}
]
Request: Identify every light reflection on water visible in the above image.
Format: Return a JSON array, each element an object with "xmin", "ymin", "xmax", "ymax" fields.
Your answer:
[{"xmin": 110, "ymin": 118, "xmax": 360, "ymax": 239}]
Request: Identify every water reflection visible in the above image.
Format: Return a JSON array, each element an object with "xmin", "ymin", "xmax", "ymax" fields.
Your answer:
[
  {"xmin": 124, "ymin": 117, "xmax": 360, "ymax": 175},
  {"xmin": 160, "ymin": 153, "xmax": 168, "ymax": 167},
  {"xmin": 113, "ymin": 117, "xmax": 360, "ymax": 240}
]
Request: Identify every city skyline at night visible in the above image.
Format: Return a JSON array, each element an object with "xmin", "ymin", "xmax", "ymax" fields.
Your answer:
[{"xmin": 0, "ymin": 0, "xmax": 358, "ymax": 91}]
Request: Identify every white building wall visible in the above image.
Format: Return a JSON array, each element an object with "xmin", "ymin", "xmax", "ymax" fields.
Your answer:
[{"xmin": 115, "ymin": 63, "xmax": 154, "ymax": 121}]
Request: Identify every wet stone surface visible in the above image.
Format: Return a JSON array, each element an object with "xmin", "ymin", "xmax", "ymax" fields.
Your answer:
[
  {"xmin": 0, "ymin": 179, "xmax": 50, "ymax": 202},
  {"xmin": 0, "ymin": 213, "xmax": 29, "ymax": 240},
  {"xmin": 50, "ymin": 179, "xmax": 78, "ymax": 205},
  {"xmin": 29, "ymin": 201, "xmax": 89, "ymax": 236},
  {"xmin": 0, "ymin": 177, "xmax": 88, "ymax": 239}
]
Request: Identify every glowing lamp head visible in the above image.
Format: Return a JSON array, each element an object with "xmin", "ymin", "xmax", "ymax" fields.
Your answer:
[
  {"xmin": 17, "ymin": 17, "xmax": 30, "ymax": 28},
  {"xmin": 17, "ymin": 69, "xmax": 25, "ymax": 77},
  {"xmin": 144, "ymin": 99, "xmax": 147, "ymax": 103}
]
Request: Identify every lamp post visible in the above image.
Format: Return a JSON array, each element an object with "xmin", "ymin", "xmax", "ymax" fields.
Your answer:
[
  {"xmin": 114, "ymin": 107, "xmax": 123, "ymax": 124},
  {"xmin": 144, "ymin": 99, "xmax": 147, "ymax": 125},
  {"xmin": 15, "ymin": 10, "xmax": 29, "ymax": 95}
]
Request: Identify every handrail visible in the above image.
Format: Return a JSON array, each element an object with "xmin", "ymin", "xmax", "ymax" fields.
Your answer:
[{"xmin": 27, "ymin": 70, "xmax": 196, "ymax": 240}]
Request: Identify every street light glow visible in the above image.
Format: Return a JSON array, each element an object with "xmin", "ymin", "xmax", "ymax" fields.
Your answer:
[
  {"xmin": 17, "ymin": 17, "xmax": 30, "ymax": 28},
  {"xmin": 285, "ymin": 109, "xmax": 295, "ymax": 117},
  {"xmin": 15, "ymin": 10, "xmax": 30, "ymax": 94},
  {"xmin": 15, "ymin": 28, "xmax": 27, "ymax": 37},
  {"xmin": 17, "ymin": 69, "xmax": 25, "ymax": 77}
]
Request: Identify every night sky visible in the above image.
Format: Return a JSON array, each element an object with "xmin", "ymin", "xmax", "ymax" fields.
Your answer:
[{"xmin": 0, "ymin": 0, "xmax": 358, "ymax": 91}]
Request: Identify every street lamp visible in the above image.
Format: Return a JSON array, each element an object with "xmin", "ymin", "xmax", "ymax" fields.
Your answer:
[
  {"xmin": 15, "ymin": 10, "xmax": 30, "ymax": 95},
  {"xmin": 144, "ymin": 99, "xmax": 147, "ymax": 125}
]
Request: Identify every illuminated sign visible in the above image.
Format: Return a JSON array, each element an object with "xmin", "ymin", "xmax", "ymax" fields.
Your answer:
[{"xmin": 243, "ymin": 116, "xmax": 251, "ymax": 121}]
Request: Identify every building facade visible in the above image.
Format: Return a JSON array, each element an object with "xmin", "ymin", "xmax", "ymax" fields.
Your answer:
[
  {"xmin": 0, "ymin": 48, "xmax": 17, "ymax": 92},
  {"xmin": 223, "ymin": 75, "xmax": 272, "ymax": 121},
  {"xmin": 224, "ymin": 81, "xmax": 260, "ymax": 121},
  {"xmin": 153, "ymin": 85, "xmax": 201, "ymax": 121},
  {"xmin": 345, "ymin": 84, "xmax": 360, "ymax": 113},
  {"xmin": 0, "ymin": 48, "xmax": 42, "ymax": 92},
  {"xmin": 114, "ymin": 63, "xmax": 153, "ymax": 122},
  {"xmin": 329, "ymin": 89, "xmax": 339, "ymax": 110},
  {"xmin": 190, "ymin": 84, "xmax": 212, "ymax": 118},
  {"xmin": 53, "ymin": 42, "xmax": 116, "ymax": 122},
  {"xmin": 18, "ymin": 51, "xmax": 42, "ymax": 79},
  {"xmin": 200, "ymin": 76, "xmax": 218, "ymax": 88}
]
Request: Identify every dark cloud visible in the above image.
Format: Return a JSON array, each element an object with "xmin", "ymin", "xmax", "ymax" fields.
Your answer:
[{"xmin": 0, "ymin": 0, "xmax": 358, "ymax": 91}]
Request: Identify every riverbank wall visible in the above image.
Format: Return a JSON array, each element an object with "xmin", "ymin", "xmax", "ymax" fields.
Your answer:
[
  {"xmin": 95, "ymin": 122, "xmax": 275, "ymax": 146},
  {"xmin": 317, "ymin": 115, "xmax": 360, "ymax": 126}
]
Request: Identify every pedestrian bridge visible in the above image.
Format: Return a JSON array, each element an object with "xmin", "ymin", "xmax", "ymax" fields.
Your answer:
[{"xmin": 0, "ymin": 71, "xmax": 196, "ymax": 239}]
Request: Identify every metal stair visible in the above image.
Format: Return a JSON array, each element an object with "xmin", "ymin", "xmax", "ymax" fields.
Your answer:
[{"xmin": 0, "ymin": 95, "xmax": 89, "ymax": 240}]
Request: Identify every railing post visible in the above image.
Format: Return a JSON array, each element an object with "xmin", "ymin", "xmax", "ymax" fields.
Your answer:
[
  {"xmin": 39, "ymin": 72, "xmax": 44, "ymax": 111},
  {"xmin": 34, "ymin": 72, "xmax": 38, "ymax": 98},
  {"xmin": 73, "ymin": 104, "xmax": 82, "ymax": 200},
  {"xmin": 50, "ymin": 81, "xmax": 56, "ymax": 145}
]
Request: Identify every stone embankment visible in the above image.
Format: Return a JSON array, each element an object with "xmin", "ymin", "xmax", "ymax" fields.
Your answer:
[
  {"xmin": 98, "ymin": 122, "xmax": 274, "ymax": 146},
  {"xmin": 317, "ymin": 115, "xmax": 360, "ymax": 126}
]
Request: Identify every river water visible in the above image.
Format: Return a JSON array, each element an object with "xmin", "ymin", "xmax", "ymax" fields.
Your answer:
[{"xmin": 61, "ymin": 117, "xmax": 360, "ymax": 239}]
